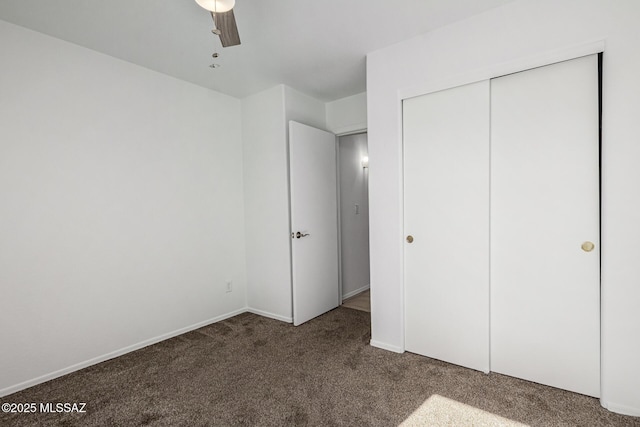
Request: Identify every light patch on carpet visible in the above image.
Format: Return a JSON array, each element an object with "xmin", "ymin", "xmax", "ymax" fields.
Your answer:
[{"xmin": 400, "ymin": 394, "xmax": 529, "ymax": 427}]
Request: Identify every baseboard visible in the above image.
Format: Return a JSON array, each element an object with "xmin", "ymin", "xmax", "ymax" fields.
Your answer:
[
  {"xmin": 370, "ymin": 339, "xmax": 404, "ymax": 353},
  {"xmin": 246, "ymin": 307, "xmax": 293, "ymax": 323},
  {"xmin": 600, "ymin": 400, "xmax": 640, "ymax": 417},
  {"xmin": 342, "ymin": 284, "xmax": 370, "ymax": 301},
  {"xmin": 0, "ymin": 308, "xmax": 247, "ymax": 398}
]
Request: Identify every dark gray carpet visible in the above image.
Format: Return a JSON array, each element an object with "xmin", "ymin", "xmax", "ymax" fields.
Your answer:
[{"xmin": 1, "ymin": 307, "xmax": 638, "ymax": 426}]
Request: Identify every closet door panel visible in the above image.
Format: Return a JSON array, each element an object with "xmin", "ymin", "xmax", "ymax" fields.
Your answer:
[
  {"xmin": 490, "ymin": 55, "xmax": 600, "ymax": 397},
  {"xmin": 404, "ymin": 81, "xmax": 490, "ymax": 372}
]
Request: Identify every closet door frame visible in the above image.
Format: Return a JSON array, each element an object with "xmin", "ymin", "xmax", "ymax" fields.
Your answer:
[{"xmin": 399, "ymin": 45, "xmax": 604, "ymax": 393}]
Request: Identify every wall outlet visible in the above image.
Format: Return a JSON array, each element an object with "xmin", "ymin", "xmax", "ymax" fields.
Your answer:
[{"xmin": 225, "ymin": 280, "xmax": 232, "ymax": 293}]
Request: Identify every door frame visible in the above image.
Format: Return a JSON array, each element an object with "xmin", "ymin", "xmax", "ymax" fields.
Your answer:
[
  {"xmin": 336, "ymin": 130, "xmax": 369, "ymax": 305},
  {"xmin": 286, "ymin": 122, "xmax": 369, "ymax": 323}
]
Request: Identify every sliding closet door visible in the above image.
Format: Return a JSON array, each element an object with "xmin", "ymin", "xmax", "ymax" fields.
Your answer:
[
  {"xmin": 491, "ymin": 55, "xmax": 600, "ymax": 396},
  {"xmin": 404, "ymin": 81, "xmax": 490, "ymax": 372}
]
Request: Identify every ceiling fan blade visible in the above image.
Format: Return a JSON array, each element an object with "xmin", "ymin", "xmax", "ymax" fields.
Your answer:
[{"xmin": 212, "ymin": 10, "xmax": 241, "ymax": 47}]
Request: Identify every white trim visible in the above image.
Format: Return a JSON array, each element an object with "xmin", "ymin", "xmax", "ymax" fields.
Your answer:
[
  {"xmin": 397, "ymin": 86, "xmax": 406, "ymax": 354},
  {"xmin": 336, "ymin": 135, "xmax": 343, "ymax": 307},
  {"xmin": 370, "ymin": 339, "xmax": 404, "ymax": 354},
  {"xmin": 600, "ymin": 400, "xmax": 640, "ymax": 417},
  {"xmin": 332, "ymin": 123, "xmax": 367, "ymax": 136},
  {"xmin": 246, "ymin": 307, "xmax": 293, "ymax": 323},
  {"xmin": 342, "ymin": 284, "xmax": 370, "ymax": 301},
  {"xmin": 0, "ymin": 308, "xmax": 247, "ymax": 398}
]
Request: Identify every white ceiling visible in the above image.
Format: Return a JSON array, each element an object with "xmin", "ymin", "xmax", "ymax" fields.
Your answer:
[{"xmin": 0, "ymin": 0, "xmax": 514, "ymax": 102}]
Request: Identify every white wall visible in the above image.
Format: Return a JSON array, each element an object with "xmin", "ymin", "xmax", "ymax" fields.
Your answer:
[
  {"xmin": 242, "ymin": 85, "xmax": 327, "ymax": 322},
  {"xmin": 285, "ymin": 86, "xmax": 327, "ymax": 131},
  {"xmin": 242, "ymin": 85, "xmax": 292, "ymax": 322},
  {"xmin": 366, "ymin": 0, "xmax": 640, "ymax": 415},
  {"xmin": 326, "ymin": 92, "xmax": 367, "ymax": 135},
  {"xmin": 0, "ymin": 20, "xmax": 247, "ymax": 395},
  {"xmin": 338, "ymin": 133, "xmax": 370, "ymax": 299}
]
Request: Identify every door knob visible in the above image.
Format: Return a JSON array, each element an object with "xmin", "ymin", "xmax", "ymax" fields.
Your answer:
[
  {"xmin": 406, "ymin": 235, "xmax": 414, "ymax": 243},
  {"xmin": 581, "ymin": 241, "xmax": 595, "ymax": 252},
  {"xmin": 295, "ymin": 231, "xmax": 310, "ymax": 239}
]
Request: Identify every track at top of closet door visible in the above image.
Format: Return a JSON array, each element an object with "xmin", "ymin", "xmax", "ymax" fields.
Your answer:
[{"xmin": 490, "ymin": 54, "xmax": 600, "ymax": 397}]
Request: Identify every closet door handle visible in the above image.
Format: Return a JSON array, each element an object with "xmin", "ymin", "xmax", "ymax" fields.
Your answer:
[{"xmin": 581, "ymin": 241, "xmax": 595, "ymax": 252}]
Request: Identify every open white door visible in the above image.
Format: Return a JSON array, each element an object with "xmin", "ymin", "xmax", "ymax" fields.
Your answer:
[{"xmin": 289, "ymin": 121, "xmax": 339, "ymax": 326}]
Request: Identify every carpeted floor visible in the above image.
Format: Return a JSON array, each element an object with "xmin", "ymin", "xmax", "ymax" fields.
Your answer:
[{"xmin": 1, "ymin": 308, "xmax": 638, "ymax": 426}]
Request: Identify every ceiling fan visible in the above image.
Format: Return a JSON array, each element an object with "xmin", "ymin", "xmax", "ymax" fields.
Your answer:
[{"xmin": 195, "ymin": 0, "xmax": 241, "ymax": 47}]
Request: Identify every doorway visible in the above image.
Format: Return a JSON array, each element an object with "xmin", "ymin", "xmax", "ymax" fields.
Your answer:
[{"xmin": 337, "ymin": 132, "xmax": 371, "ymax": 313}]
